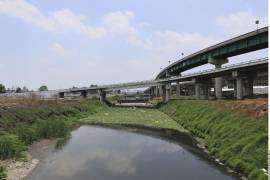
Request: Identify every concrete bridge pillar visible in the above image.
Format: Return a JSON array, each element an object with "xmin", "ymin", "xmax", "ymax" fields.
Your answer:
[
  {"xmin": 59, "ymin": 92, "xmax": 65, "ymax": 98},
  {"xmin": 162, "ymin": 84, "xmax": 171, "ymax": 103},
  {"xmin": 155, "ymin": 86, "xmax": 159, "ymax": 97},
  {"xmin": 99, "ymin": 90, "xmax": 106, "ymax": 102},
  {"xmin": 158, "ymin": 85, "xmax": 163, "ymax": 97},
  {"xmin": 244, "ymin": 77, "xmax": 253, "ymax": 97},
  {"xmin": 162, "ymin": 85, "xmax": 166, "ymax": 102},
  {"xmin": 233, "ymin": 81, "xmax": 237, "ymax": 98},
  {"xmin": 236, "ymin": 77, "xmax": 243, "ymax": 100},
  {"xmin": 176, "ymin": 82, "xmax": 181, "ymax": 96},
  {"xmin": 195, "ymin": 83, "xmax": 200, "ymax": 100},
  {"xmin": 208, "ymin": 57, "xmax": 228, "ymax": 99},
  {"xmin": 232, "ymin": 70, "xmax": 243, "ymax": 100},
  {"xmin": 215, "ymin": 77, "xmax": 223, "ymax": 99},
  {"xmin": 165, "ymin": 83, "xmax": 171, "ymax": 102}
]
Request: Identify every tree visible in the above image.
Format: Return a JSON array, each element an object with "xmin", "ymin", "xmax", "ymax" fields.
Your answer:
[
  {"xmin": 15, "ymin": 87, "xmax": 22, "ymax": 93},
  {"xmin": 22, "ymin": 86, "xmax": 28, "ymax": 92},
  {"xmin": 38, "ymin": 85, "xmax": 48, "ymax": 91},
  {"xmin": 0, "ymin": 84, "xmax": 6, "ymax": 93}
]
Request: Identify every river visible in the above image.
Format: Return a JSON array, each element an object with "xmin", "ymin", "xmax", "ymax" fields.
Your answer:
[{"xmin": 25, "ymin": 126, "xmax": 237, "ymax": 180}]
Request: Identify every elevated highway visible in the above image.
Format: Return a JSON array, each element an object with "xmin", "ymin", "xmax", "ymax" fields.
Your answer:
[
  {"xmin": 59, "ymin": 57, "xmax": 268, "ymax": 101},
  {"xmin": 156, "ymin": 27, "xmax": 268, "ymax": 78},
  {"xmin": 58, "ymin": 27, "xmax": 268, "ymax": 102}
]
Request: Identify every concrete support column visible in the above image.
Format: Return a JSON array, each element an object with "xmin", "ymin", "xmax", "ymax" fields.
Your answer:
[
  {"xmin": 155, "ymin": 86, "xmax": 159, "ymax": 97},
  {"xmin": 165, "ymin": 83, "xmax": 171, "ymax": 102},
  {"xmin": 233, "ymin": 80, "xmax": 237, "ymax": 98},
  {"xmin": 215, "ymin": 77, "xmax": 223, "ymax": 99},
  {"xmin": 236, "ymin": 77, "xmax": 243, "ymax": 100},
  {"xmin": 208, "ymin": 57, "xmax": 228, "ymax": 99},
  {"xmin": 99, "ymin": 90, "xmax": 106, "ymax": 102},
  {"xmin": 244, "ymin": 78, "xmax": 253, "ymax": 97},
  {"xmin": 162, "ymin": 85, "xmax": 166, "ymax": 102},
  {"xmin": 195, "ymin": 83, "xmax": 200, "ymax": 100},
  {"xmin": 159, "ymin": 85, "xmax": 163, "ymax": 97},
  {"xmin": 176, "ymin": 82, "xmax": 181, "ymax": 96}
]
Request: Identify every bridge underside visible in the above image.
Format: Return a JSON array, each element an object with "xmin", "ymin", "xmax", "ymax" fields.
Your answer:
[
  {"xmin": 58, "ymin": 58, "xmax": 268, "ymax": 102},
  {"xmin": 157, "ymin": 27, "xmax": 268, "ymax": 78}
]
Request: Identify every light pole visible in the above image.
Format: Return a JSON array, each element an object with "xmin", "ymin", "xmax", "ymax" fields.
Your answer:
[{"xmin": 255, "ymin": 20, "xmax": 259, "ymax": 31}]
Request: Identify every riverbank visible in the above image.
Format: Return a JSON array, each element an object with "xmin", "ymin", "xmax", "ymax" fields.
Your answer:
[
  {"xmin": 160, "ymin": 99, "xmax": 268, "ymax": 180},
  {"xmin": 0, "ymin": 97, "xmax": 268, "ymax": 180},
  {"xmin": 0, "ymin": 98, "xmax": 105, "ymax": 179},
  {"xmin": 0, "ymin": 98, "xmax": 189, "ymax": 179}
]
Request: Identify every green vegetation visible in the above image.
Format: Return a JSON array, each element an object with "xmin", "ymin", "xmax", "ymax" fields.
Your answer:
[
  {"xmin": 0, "ymin": 97, "xmax": 267, "ymax": 180},
  {"xmin": 0, "ymin": 100, "xmax": 104, "ymax": 161},
  {"xmin": 0, "ymin": 84, "xmax": 5, "ymax": 94},
  {"xmin": 160, "ymin": 100, "xmax": 268, "ymax": 180},
  {"xmin": 0, "ymin": 133, "xmax": 26, "ymax": 160},
  {"xmin": 0, "ymin": 166, "xmax": 5, "ymax": 180},
  {"xmin": 15, "ymin": 87, "xmax": 22, "ymax": 93},
  {"xmin": 80, "ymin": 106, "xmax": 187, "ymax": 132},
  {"xmin": 38, "ymin": 85, "xmax": 48, "ymax": 91},
  {"xmin": 106, "ymin": 94, "xmax": 123, "ymax": 103}
]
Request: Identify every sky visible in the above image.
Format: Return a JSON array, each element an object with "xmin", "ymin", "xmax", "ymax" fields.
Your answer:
[{"xmin": 0, "ymin": 0, "xmax": 268, "ymax": 90}]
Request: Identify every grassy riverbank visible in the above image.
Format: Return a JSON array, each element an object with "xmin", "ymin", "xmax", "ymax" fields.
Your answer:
[
  {"xmin": 0, "ymin": 97, "xmax": 267, "ymax": 180},
  {"xmin": 160, "ymin": 99, "xmax": 268, "ymax": 180},
  {"xmin": 79, "ymin": 106, "xmax": 187, "ymax": 132},
  {"xmin": 0, "ymin": 98, "xmax": 186, "ymax": 179},
  {"xmin": 0, "ymin": 98, "xmax": 104, "ymax": 179}
]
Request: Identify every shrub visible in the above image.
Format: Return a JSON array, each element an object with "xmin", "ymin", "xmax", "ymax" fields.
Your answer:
[
  {"xmin": 0, "ymin": 134, "xmax": 26, "ymax": 159},
  {"xmin": 15, "ymin": 125, "xmax": 37, "ymax": 145},
  {"xmin": 0, "ymin": 166, "xmax": 6, "ymax": 180},
  {"xmin": 36, "ymin": 119, "xmax": 68, "ymax": 139}
]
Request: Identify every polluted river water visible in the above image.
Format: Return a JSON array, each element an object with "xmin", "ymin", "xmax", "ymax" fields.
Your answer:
[{"xmin": 25, "ymin": 125, "xmax": 238, "ymax": 180}]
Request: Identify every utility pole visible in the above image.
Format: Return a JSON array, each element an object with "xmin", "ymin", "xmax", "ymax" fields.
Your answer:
[{"xmin": 255, "ymin": 20, "xmax": 259, "ymax": 31}]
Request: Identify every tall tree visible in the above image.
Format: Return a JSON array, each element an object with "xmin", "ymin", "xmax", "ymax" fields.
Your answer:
[
  {"xmin": 15, "ymin": 87, "xmax": 22, "ymax": 93},
  {"xmin": 38, "ymin": 85, "xmax": 48, "ymax": 91},
  {"xmin": 0, "ymin": 84, "xmax": 6, "ymax": 93},
  {"xmin": 22, "ymin": 86, "xmax": 29, "ymax": 92}
]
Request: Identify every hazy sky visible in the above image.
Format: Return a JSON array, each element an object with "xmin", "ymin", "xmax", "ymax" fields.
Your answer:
[{"xmin": 0, "ymin": 0, "xmax": 268, "ymax": 90}]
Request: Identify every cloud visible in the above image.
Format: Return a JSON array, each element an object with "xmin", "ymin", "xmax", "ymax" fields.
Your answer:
[
  {"xmin": 0, "ymin": 0, "xmax": 106, "ymax": 38},
  {"xmin": 103, "ymin": 10, "xmax": 147, "ymax": 47},
  {"xmin": 49, "ymin": 43, "xmax": 72, "ymax": 57},
  {"xmin": 147, "ymin": 31, "xmax": 219, "ymax": 55},
  {"xmin": 217, "ymin": 11, "xmax": 268, "ymax": 35},
  {"xmin": 0, "ymin": 0, "xmax": 219, "ymax": 51}
]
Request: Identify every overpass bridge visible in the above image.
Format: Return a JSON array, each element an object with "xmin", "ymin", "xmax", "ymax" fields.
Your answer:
[
  {"xmin": 59, "ymin": 57, "xmax": 268, "ymax": 101},
  {"xmin": 59, "ymin": 27, "xmax": 268, "ymax": 102},
  {"xmin": 157, "ymin": 27, "xmax": 268, "ymax": 78},
  {"xmin": 153, "ymin": 27, "xmax": 268, "ymax": 100}
]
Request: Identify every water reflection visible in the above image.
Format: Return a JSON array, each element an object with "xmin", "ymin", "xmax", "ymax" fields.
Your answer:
[{"xmin": 27, "ymin": 126, "xmax": 236, "ymax": 180}]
